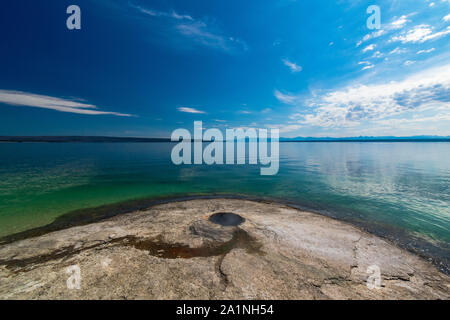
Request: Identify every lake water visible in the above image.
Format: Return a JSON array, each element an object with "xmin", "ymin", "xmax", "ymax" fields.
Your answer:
[{"xmin": 0, "ymin": 142, "xmax": 449, "ymax": 270}]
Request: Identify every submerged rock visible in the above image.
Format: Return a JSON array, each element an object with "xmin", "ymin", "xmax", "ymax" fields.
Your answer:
[{"xmin": 0, "ymin": 199, "xmax": 448, "ymax": 300}]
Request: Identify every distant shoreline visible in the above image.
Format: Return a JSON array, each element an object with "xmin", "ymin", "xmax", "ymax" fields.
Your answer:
[{"xmin": 1, "ymin": 136, "xmax": 450, "ymax": 143}]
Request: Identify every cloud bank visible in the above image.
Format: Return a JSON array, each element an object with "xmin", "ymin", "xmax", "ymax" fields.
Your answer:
[{"xmin": 283, "ymin": 64, "xmax": 450, "ymax": 128}]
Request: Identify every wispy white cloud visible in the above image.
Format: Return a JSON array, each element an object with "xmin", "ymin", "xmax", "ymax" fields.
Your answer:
[
  {"xmin": 358, "ymin": 61, "xmax": 374, "ymax": 70},
  {"xmin": 389, "ymin": 47, "xmax": 407, "ymax": 55},
  {"xmin": 129, "ymin": 3, "xmax": 245, "ymax": 53},
  {"xmin": 0, "ymin": 90, "xmax": 132, "ymax": 116},
  {"xmin": 177, "ymin": 107, "xmax": 206, "ymax": 114},
  {"xmin": 176, "ymin": 22, "xmax": 246, "ymax": 52},
  {"xmin": 417, "ymin": 48, "xmax": 435, "ymax": 54},
  {"xmin": 356, "ymin": 30, "xmax": 385, "ymax": 47},
  {"xmin": 362, "ymin": 44, "xmax": 376, "ymax": 53},
  {"xmin": 274, "ymin": 90, "xmax": 301, "ymax": 105},
  {"xmin": 282, "ymin": 59, "xmax": 302, "ymax": 72},
  {"xmin": 131, "ymin": 4, "xmax": 193, "ymax": 21},
  {"xmin": 361, "ymin": 64, "xmax": 375, "ymax": 70},
  {"xmin": 355, "ymin": 14, "xmax": 414, "ymax": 48},
  {"xmin": 371, "ymin": 51, "xmax": 383, "ymax": 58},
  {"xmin": 389, "ymin": 15, "xmax": 410, "ymax": 29},
  {"xmin": 390, "ymin": 24, "xmax": 450, "ymax": 43},
  {"xmin": 443, "ymin": 13, "xmax": 450, "ymax": 22},
  {"xmin": 171, "ymin": 11, "xmax": 194, "ymax": 21}
]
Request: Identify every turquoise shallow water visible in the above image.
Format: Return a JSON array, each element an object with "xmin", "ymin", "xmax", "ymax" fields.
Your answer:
[{"xmin": 0, "ymin": 142, "xmax": 449, "ymax": 266}]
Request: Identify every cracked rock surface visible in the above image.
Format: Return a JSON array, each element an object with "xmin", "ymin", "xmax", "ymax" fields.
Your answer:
[{"xmin": 0, "ymin": 199, "xmax": 448, "ymax": 300}]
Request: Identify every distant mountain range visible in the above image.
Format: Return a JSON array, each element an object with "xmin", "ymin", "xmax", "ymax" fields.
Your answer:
[
  {"xmin": 279, "ymin": 135, "xmax": 450, "ymax": 142},
  {"xmin": 0, "ymin": 135, "xmax": 449, "ymax": 143}
]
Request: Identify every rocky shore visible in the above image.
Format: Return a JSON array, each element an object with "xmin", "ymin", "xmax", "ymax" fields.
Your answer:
[{"xmin": 0, "ymin": 198, "xmax": 448, "ymax": 299}]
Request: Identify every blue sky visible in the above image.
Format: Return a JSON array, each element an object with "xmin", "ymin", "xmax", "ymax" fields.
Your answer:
[{"xmin": 0, "ymin": 0, "xmax": 449, "ymax": 137}]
